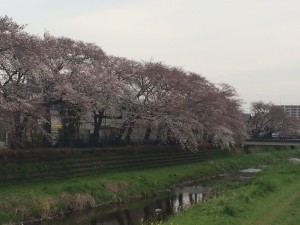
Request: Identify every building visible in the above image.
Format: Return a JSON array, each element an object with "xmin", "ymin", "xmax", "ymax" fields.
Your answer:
[
  {"xmin": 280, "ymin": 105, "xmax": 300, "ymax": 136},
  {"xmin": 280, "ymin": 105, "xmax": 300, "ymax": 120}
]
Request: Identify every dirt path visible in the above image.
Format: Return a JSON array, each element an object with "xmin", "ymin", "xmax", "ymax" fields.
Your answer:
[{"xmin": 254, "ymin": 188, "xmax": 300, "ymax": 225}]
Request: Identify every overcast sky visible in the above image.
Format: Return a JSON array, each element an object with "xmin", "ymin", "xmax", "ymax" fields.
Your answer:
[{"xmin": 1, "ymin": 0, "xmax": 300, "ymax": 112}]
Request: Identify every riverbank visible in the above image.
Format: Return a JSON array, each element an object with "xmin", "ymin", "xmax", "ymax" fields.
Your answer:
[
  {"xmin": 164, "ymin": 157, "xmax": 300, "ymax": 225},
  {"xmin": 1, "ymin": 147, "xmax": 299, "ymax": 224}
]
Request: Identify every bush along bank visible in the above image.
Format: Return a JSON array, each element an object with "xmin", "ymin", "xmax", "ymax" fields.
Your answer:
[{"xmin": 0, "ymin": 147, "xmax": 299, "ymax": 224}]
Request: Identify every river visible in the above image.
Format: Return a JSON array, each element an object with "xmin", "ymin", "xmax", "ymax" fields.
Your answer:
[{"xmin": 30, "ymin": 169, "xmax": 258, "ymax": 225}]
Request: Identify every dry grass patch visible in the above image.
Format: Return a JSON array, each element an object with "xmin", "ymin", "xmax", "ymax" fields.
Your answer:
[
  {"xmin": 15, "ymin": 205, "xmax": 31, "ymax": 220},
  {"xmin": 40, "ymin": 196, "xmax": 58, "ymax": 220},
  {"xmin": 72, "ymin": 193, "xmax": 96, "ymax": 211},
  {"xmin": 60, "ymin": 192, "xmax": 96, "ymax": 211},
  {"xmin": 104, "ymin": 181, "xmax": 129, "ymax": 193}
]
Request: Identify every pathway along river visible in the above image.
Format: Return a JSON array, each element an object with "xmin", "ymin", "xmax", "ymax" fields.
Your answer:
[{"xmin": 30, "ymin": 169, "xmax": 261, "ymax": 225}]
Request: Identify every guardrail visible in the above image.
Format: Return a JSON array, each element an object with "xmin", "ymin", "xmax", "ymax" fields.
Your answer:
[{"xmin": 244, "ymin": 139, "xmax": 300, "ymax": 146}]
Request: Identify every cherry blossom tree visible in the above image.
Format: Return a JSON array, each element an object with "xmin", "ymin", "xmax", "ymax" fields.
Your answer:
[
  {"xmin": 248, "ymin": 101, "xmax": 299, "ymax": 139},
  {"xmin": 140, "ymin": 68, "xmax": 247, "ymax": 150},
  {"xmin": 0, "ymin": 16, "xmax": 45, "ymax": 147},
  {"xmin": 102, "ymin": 56, "xmax": 144, "ymax": 143},
  {"xmin": 0, "ymin": 15, "xmax": 249, "ymax": 150},
  {"xmin": 104, "ymin": 57, "xmax": 247, "ymax": 150},
  {"xmin": 39, "ymin": 33, "xmax": 111, "ymax": 145},
  {"xmin": 41, "ymin": 33, "xmax": 127, "ymax": 146},
  {"xmin": 0, "ymin": 15, "xmax": 26, "ymax": 53},
  {"xmin": 206, "ymin": 83, "xmax": 247, "ymax": 148},
  {"xmin": 79, "ymin": 62, "xmax": 123, "ymax": 146}
]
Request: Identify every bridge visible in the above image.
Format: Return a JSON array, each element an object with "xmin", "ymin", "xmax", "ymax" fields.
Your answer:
[{"xmin": 244, "ymin": 139, "xmax": 300, "ymax": 147}]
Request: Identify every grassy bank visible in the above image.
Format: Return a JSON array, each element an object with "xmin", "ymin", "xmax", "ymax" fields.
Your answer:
[
  {"xmin": 0, "ymin": 147, "xmax": 228, "ymax": 184},
  {"xmin": 0, "ymin": 147, "xmax": 299, "ymax": 224},
  {"xmin": 163, "ymin": 159, "xmax": 300, "ymax": 225}
]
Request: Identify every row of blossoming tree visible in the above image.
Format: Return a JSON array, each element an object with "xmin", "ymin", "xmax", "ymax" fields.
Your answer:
[
  {"xmin": 247, "ymin": 101, "xmax": 299, "ymax": 139},
  {"xmin": 0, "ymin": 15, "xmax": 248, "ymax": 150}
]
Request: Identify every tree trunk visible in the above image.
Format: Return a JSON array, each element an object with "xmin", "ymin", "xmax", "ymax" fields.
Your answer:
[
  {"xmin": 144, "ymin": 127, "xmax": 152, "ymax": 143},
  {"xmin": 91, "ymin": 110, "xmax": 104, "ymax": 146},
  {"xmin": 114, "ymin": 121, "xmax": 128, "ymax": 144},
  {"xmin": 44, "ymin": 106, "xmax": 52, "ymax": 134},
  {"xmin": 167, "ymin": 129, "xmax": 172, "ymax": 144},
  {"xmin": 125, "ymin": 122, "xmax": 134, "ymax": 144},
  {"xmin": 12, "ymin": 112, "xmax": 28, "ymax": 149},
  {"xmin": 43, "ymin": 106, "xmax": 52, "ymax": 147},
  {"xmin": 60, "ymin": 105, "xmax": 80, "ymax": 147},
  {"xmin": 156, "ymin": 125, "xmax": 163, "ymax": 144}
]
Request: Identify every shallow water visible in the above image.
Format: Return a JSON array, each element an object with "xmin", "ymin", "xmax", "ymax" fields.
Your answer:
[
  {"xmin": 240, "ymin": 168, "xmax": 262, "ymax": 173},
  {"xmin": 30, "ymin": 169, "xmax": 258, "ymax": 225},
  {"xmin": 31, "ymin": 184, "xmax": 213, "ymax": 225}
]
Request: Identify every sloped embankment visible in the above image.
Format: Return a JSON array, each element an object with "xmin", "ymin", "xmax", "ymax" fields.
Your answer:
[
  {"xmin": 0, "ymin": 147, "xmax": 228, "ymax": 184},
  {"xmin": 0, "ymin": 147, "xmax": 299, "ymax": 224}
]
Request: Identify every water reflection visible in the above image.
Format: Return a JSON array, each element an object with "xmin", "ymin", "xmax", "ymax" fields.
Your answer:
[
  {"xmin": 172, "ymin": 186, "xmax": 212, "ymax": 213},
  {"xmin": 36, "ymin": 185, "xmax": 212, "ymax": 225},
  {"xmin": 31, "ymin": 169, "xmax": 259, "ymax": 225}
]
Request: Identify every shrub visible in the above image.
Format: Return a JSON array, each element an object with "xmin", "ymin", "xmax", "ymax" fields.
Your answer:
[
  {"xmin": 252, "ymin": 178, "xmax": 277, "ymax": 196},
  {"xmin": 223, "ymin": 203, "xmax": 238, "ymax": 217}
]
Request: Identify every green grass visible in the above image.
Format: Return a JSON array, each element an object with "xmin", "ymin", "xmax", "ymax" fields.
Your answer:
[
  {"xmin": 0, "ymin": 148, "xmax": 299, "ymax": 224},
  {"xmin": 0, "ymin": 147, "xmax": 228, "ymax": 184},
  {"xmin": 164, "ymin": 160, "xmax": 300, "ymax": 225}
]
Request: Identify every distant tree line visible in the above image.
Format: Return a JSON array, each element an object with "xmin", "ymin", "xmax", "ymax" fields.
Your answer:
[
  {"xmin": 0, "ymin": 15, "xmax": 256, "ymax": 150},
  {"xmin": 247, "ymin": 101, "xmax": 299, "ymax": 139}
]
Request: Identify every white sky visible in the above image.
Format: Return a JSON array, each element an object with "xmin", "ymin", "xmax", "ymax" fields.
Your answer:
[{"xmin": 1, "ymin": 0, "xmax": 300, "ymax": 112}]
